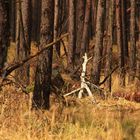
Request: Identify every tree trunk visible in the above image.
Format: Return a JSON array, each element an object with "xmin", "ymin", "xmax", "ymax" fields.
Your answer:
[
  {"xmin": 15, "ymin": 0, "xmax": 32, "ymax": 85},
  {"xmin": 121, "ymin": 0, "xmax": 128, "ymax": 59},
  {"xmin": 9, "ymin": 0, "xmax": 16, "ymax": 42},
  {"xmin": 32, "ymin": 0, "xmax": 54, "ymax": 109},
  {"xmin": 31, "ymin": 0, "xmax": 41, "ymax": 42},
  {"xmin": 129, "ymin": 0, "xmax": 136, "ymax": 83},
  {"xmin": 76, "ymin": 0, "xmax": 85, "ymax": 56},
  {"xmin": 0, "ymin": 0, "xmax": 10, "ymax": 69},
  {"xmin": 104, "ymin": 0, "xmax": 115, "ymax": 91},
  {"xmin": 116, "ymin": 0, "xmax": 125, "ymax": 86},
  {"xmin": 91, "ymin": 0, "xmax": 98, "ymax": 38},
  {"xmin": 81, "ymin": 0, "xmax": 91, "ymax": 56},
  {"xmin": 54, "ymin": 0, "xmax": 60, "ymax": 56},
  {"xmin": 91, "ymin": 0, "xmax": 106, "ymax": 85},
  {"xmin": 68, "ymin": 0, "xmax": 76, "ymax": 69},
  {"xmin": 136, "ymin": 3, "xmax": 140, "ymax": 85}
]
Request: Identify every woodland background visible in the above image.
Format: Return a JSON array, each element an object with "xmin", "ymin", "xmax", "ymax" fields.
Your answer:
[{"xmin": 0, "ymin": 0, "xmax": 140, "ymax": 140}]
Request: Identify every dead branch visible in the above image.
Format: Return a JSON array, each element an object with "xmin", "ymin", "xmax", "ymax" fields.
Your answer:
[
  {"xmin": 0, "ymin": 33, "xmax": 69, "ymax": 78},
  {"xmin": 99, "ymin": 65, "xmax": 119, "ymax": 86}
]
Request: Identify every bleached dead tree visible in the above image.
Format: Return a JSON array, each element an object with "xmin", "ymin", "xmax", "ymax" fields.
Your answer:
[{"xmin": 64, "ymin": 53, "xmax": 97, "ymax": 101}]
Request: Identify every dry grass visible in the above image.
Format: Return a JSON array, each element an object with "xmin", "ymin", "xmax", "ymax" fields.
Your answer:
[
  {"xmin": 2, "ymin": 40, "xmax": 139, "ymax": 140},
  {"xmin": 0, "ymin": 85, "xmax": 140, "ymax": 140}
]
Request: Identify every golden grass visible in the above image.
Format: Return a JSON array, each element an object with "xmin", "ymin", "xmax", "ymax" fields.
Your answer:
[
  {"xmin": 0, "ymin": 85, "xmax": 140, "ymax": 140},
  {"xmin": 2, "ymin": 40, "xmax": 139, "ymax": 140}
]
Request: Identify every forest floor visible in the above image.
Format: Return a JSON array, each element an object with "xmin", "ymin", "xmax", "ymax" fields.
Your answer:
[
  {"xmin": 0, "ymin": 86, "xmax": 140, "ymax": 140},
  {"xmin": 0, "ymin": 42, "xmax": 140, "ymax": 140}
]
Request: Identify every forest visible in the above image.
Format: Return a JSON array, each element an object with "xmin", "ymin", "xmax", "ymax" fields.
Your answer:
[{"xmin": 0, "ymin": 0, "xmax": 140, "ymax": 140}]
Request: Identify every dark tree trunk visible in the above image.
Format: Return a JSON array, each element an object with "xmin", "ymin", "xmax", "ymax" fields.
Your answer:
[
  {"xmin": 104, "ymin": 0, "xmax": 115, "ymax": 91},
  {"xmin": 32, "ymin": 0, "xmax": 41, "ymax": 42},
  {"xmin": 121, "ymin": 0, "xmax": 128, "ymax": 58},
  {"xmin": 54, "ymin": 0, "xmax": 60, "ymax": 56},
  {"xmin": 116, "ymin": 0, "xmax": 125, "ymax": 86},
  {"xmin": 68, "ymin": 0, "xmax": 76, "ymax": 69},
  {"xmin": 136, "ymin": 3, "xmax": 140, "ymax": 84},
  {"xmin": 91, "ymin": 0, "xmax": 98, "ymax": 37},
  {"xmin": 76, "ymin": 0, "xmax": 85, "ymax": 56},
  {"xmin": 81, "ymin": 0, "xmax": 91, "ymax": 56},
  {"xmin": 32, "ymin": 0, "xmax": 54, "ymax": 109},
  {"xmin": 129, "ymin": 0, "xmax": 136, "ymax": 83},
  {"xmin": 15, "ymin": 0, "xmax": 32, "ymax": 85},
  {"xmin": 91, "ymin": 0, "xmax": 106, "ymax": 85},
  {"xmin": 0, "ymin": 0, "xmax": 10, "ymax": 69},
  {"xmin": 9, "ymin": 0, "xmax": 16, "ymax": 42}
]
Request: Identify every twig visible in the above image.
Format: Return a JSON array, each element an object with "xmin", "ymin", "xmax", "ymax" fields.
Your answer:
[{"xmin": 63, "ymin": 87, "xmax": 82, "ymax": 97}]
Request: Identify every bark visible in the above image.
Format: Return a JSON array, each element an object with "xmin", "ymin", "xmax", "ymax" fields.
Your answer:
[
  {"xmin": 0, "ymin": 0, "xmax": 10, "ymax": 69},
  {"xmin": 68, "ymin": 0, "xmax": 76, "ymax": 69},
  {"xmin": 31, "ymin": 0, "xmax": 41, "ymax": 42},
  {"xmin": 91, "ymin": 0, "xmax": 98, "ymax": 37},
  {"xmin": 91, "ymin": 0, "xmax": 106, "ymax": 85},
  {"xmin": 9, "ymin": 0, "xmax": 16, "ymax": 41},
  {"xmin": 129, "ymin": 0, "xmax": 136, "ymax": 83},
  {"xmin": 54, "ymin": 0, "xmax": 60, "ymax": 55},
  {"xmin": 121, "ymin": 0, "xmax": 128, "ymax": 59},
  {"xmin": 116, "ymin": 0, "xmax": 125, "ymax": 86},
  {"xmin": 81, "ymin": 0, "xmax": 91, "ymax": 56},
  {"xmin": 76, "ymin": 0, "xmax": 85, "ymax": 56},
  {"xmin": 136, "ymin": 3, "xmax": 140, "ymax": 84},
  {"xmin": 15, "ymin": 0, "xmax": 32, "ymax": 85},
  {"xmin": 32, "ymin": 0, "xmax": 54, "ymax": 109},
  {"xmin": 104, "ymin": 0, "xmax": 115, "ymax": 91}
]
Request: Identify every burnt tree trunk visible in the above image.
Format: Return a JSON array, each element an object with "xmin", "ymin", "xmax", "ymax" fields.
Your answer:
[
  {"xmin": 9, "ymin": 0, "xmax": 16, "ymax": 42},
  {"xmin": 15, "ymin": 0, "xmax": 32, "ymax": 85},
  {"xmin": 76, "ymin": 0, "xmax": 85, "ymax": 56},
  {"xmin": 129, "ymin": 0, "xmax": 136, "ymax": 83},
  {"xmin": 121, "ymin": 0, "xmax": 128, "ymax": 59},
  {"xmin": 116, "ymin": 0, "xmax": 125, "ymax": 86},
  {"xmin": 81, "ymin": 0, "xmax": 91, "ymax": 56},
  {"xmin": 54, "ymin": 0, "xmax": 60, "ymax": 56},
  {"xmin": 32, "ymin": 0, "xmax": 54, "ymax": 109},
  {"xmin": 32, "ymin": 0, "xmax": 41, "ymax": 42},
  {"xmin": 91, "ymin": 0, "xmax": 106, "ymax": 85},
  {"xmin": 68, "ymin": 0, "xmax": 76, "ymax": 69},
  {"xmin": 104, "ymin": 0, "xmax": 115, "ymax": 91},
  {"xmin": 0, "ymin": 0, "xmax": 10, "ymax": 69}
]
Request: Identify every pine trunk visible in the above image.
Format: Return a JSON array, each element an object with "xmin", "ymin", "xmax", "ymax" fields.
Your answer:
[
  {"xmin": 0, "ymin": 0, "xmax": 10, "ymax": 69},
  {"xmin": 104, "ymin": 0, "xmax": 115, "ymax": 91},
  {"xmin": 116, "ymin": 0, "xmax": 125, "ymax": 86},
  {"xmin": 91, "ymin": 0, "xmax": 106, "ymax": 85},
  {"xmin": 129, "ymin": 0, "xmax": 136, "ymax": 83},
  {"xmin": 32, "ymin": 0, "xmax": 54, "ymax": 109},
  {"xmin": 81, "ymin": 0, "xmax": 91, "ymax": 56},
  {"xmin": 68, "ymin": 0, "xmax": 76, "ymax": 69}
]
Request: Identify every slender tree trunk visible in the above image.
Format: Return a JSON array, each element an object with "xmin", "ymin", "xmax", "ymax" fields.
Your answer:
[
  {"xmin": 32, "ymin": 0, "xmax": 54, "ymax": 109},
  {"xmin": 76, "ymin": 0, "xmax": 85, "ymax": 56},
  {"xmin": 54, "ymin": 0, "xmax": 60, "ymax": 56},
  {"xmin": 9, "ymin": 0, "xmax": 16, "ymax": 42},
  {"xmin": 31, "ymin": 0, "xmax": 41, "ymax": 42},
  {"xmin": 81, "ymin": 0, "xmax": 91, "ymax": 56},
  {"xmin": 116, "ymin": 0, "xmax": 125, "ymax": 86},
  {"xmin": 136, "ymin": 3, "xmax": 140, "ymax": 84},
  {"xmin": 68, "ymin": 0, "xmax": 76, "ymax": 69},
  {"xmin": 91, "ymin": 0, "xmax": 106, "ymax": 85},
  {"xmin": 129, "ymin": 0, "xmax": 136, "ymax": 83},
  {"xmin": 15, "ymin": 0, "xmax": 32, "ymax": 85},
  {"xmin": 104, "ymin": 0, "xmax": 115, "ymax": 91},
  {"xmin": 121, "ymin": 0, "xmax": 128, "ymax": 59},
  {"xmin": 91, "ymin": 0, "xmax": 98, "ymax": 37},
  {"xmin": 0, "ymin": 0, "xmax": 10, "ymax": 69}
]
